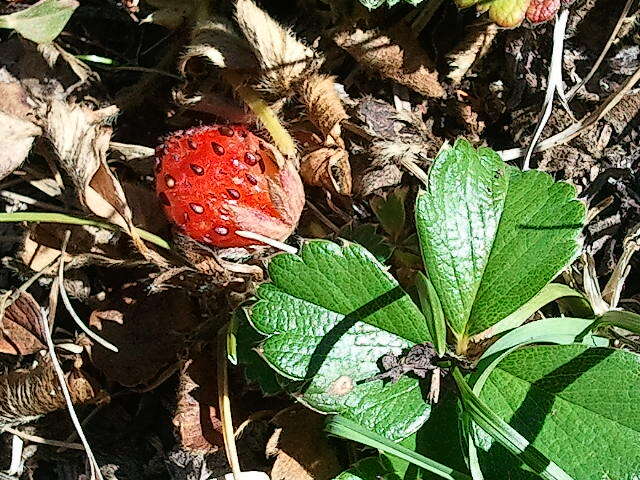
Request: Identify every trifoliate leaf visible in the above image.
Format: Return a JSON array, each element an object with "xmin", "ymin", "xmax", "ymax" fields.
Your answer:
[
  {"xmin": 249, "ymin": 240, "xmax": 431, "ymax": 440},
  {"xmin": 416, "ymin": 139, "xmax": 584, "ymax": 340}
]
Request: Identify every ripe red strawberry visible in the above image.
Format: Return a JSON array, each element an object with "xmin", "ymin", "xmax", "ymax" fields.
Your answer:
[{"xmin": 155, "ymin": 125, "xmax": 305, "ymax": 248}]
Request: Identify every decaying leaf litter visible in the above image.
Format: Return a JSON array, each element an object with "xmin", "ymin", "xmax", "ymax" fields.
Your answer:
[{"xmin": 0, "ymin": 0, "xmax": 639, "ymax": 478}]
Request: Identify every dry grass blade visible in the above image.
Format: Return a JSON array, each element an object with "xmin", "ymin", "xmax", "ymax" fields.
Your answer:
[
  {"xmin": 567, "ymin": 0, "xmax": 635, "ymax": 101},
  {"xmin": 2, "ymin": 426, "xmax": 84, "ymax": 451},
  {"xmin": 523, "ymin": 10, "xmax": 569, "ymax": 170},
  {"xmin": 500, "ymin": 64, "xmax": 640, "ymax": 161},
  {"xmin": 57, "ymin": 252, "xmax": 119, "ymax": 352},
  {"xmin": 602, "ymin": 224, "xmax": 640, "ymax": 308},
  {"xmin": 217, "ymin": 324, "xmax": 242, "ymax": 479},
  {"xmin": 43, "ymin": 233, "xmax": 103, "ymax": 480}
]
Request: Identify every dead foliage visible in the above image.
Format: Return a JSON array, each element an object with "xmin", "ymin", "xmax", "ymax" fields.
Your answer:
[
  {"xmin": 334, "ymin": 24, "xmax": 445, "ymax": 98},
  {"xmin": 173, "ymin": 351, "xmax": 224, "ymax": 454},
  {"xmin": 266, "ymin": 405, "xmax": 341, "ymax": 480},
  {"xmin": 0, "ymin": 360, "xmax": 100, "ymax": 426},
  {"xmin": 0, "ymin": 291, "xmax": 45, "ymax": 355},
  {"xmin": 89, "ymin": 283, "xmax": 198, "ymax": 387}
]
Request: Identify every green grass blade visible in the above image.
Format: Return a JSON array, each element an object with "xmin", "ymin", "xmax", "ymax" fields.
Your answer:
[
  {"xmin": 452, "ymin": 369, "xmax": 574, "ymax": 480},
  {"xmin": 325, "ymin": 415, "xmax": 471, "ymax": 480},
  {"xmin": 0, "ymin": 211, "xmax": 171, "ymax": 250}
]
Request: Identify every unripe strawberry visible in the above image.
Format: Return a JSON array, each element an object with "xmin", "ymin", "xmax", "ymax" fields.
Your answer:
[{"xmin": 155, "ymin": 125, "xmax": 305, "ymax": 248}]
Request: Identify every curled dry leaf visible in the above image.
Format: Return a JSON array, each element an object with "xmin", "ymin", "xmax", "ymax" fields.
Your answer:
[
  {"xmin": 0, "ymin": 291, "xmax": 46, "ymax": 355},
  {"xmin": 334, "ymin": 25, "xmax": 445, "ymax": 98},
  {"xmin": 447, "ymin": 22, "xmax": 498, "ymax": 84},
  {"xmin": 179, "ymin": 17, "xmax": 258, "ymax": 74},
  {"xmin": 0, "ymin": 111, "xmax": 41, "ymax": 181},
  {"xmin": 43, "ymin": 101, "xmax": 134, "ymax": 230},
  {"xmin": 299, "ymin": 74, "xmax": 349, "ymax": 143},
  {"xmin": 0, "ymin": 360, "xmax": 100, "ymax": 425},
  {"xmin": 301, "ymin": 144, "xmax": 352, "ymax": 195},
  {"xmin": 173, "ymin": 351, "xmax": 224, "ymax": 454},
  {"xmin": 235, "ymin": 0, "xmax": 318, "ymax": 94},
  {"xmin": 89, "ymin": 283, "xmax": 197, "ymax": 387},
  {"xmin": 298, "ymin": 75, "xmax": 352, "ymax": 195},
  {"xmin": 266, "ymin": 405, "xmax": 341, "ymax": 480}
]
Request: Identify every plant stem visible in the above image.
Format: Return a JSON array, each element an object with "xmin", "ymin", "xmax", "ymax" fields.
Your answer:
[{"xmin": 0, "ymin": 212, "xmax": 171, "ymax": 250}]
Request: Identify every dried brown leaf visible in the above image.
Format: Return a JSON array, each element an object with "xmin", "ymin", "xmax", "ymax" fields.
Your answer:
[
  {"xmin": 0, "ymin": 291, "xmax": 46, "ymax": 355},
  {"xmin": 0, "ymin": 360, "xmax": 100, "ymax": 425},
  {"xmin": 447, "ymin": 23, "xmax": 498, "ymax": 84},
  {"xmin": 334, "ymin": 25, "xmax": 444, "ymax": 98},
  {"xmin": 266, "ymin": 405, "xmax": 341, "ymax": 480},
  {"xmin": 301, "ymin": 146, "xmax": 352, "ymax": 195},
  {"xmin": 90, "ymin": 283, "xmax": 197, "ymax": 387},
  {"xmin": 355, "ymin": 162, "xmax": 403, "ymax": 196},
  {"xmin": 0, "ymin": 111, "xmax": 41, "ymax": 180},
  {"xmin": 0, "ymin": 70, "xmax": 41, "ymax": 180},
  {"xmin": 299, "ymin": 74, "xmax": 349, "ymax": 142},
  {"xmin": 235, "ymin": 0, "xmax": 319, "ymax": 94},
  {"xmin": 19, "ymin": 223, "xmax": 120, "ymax": 273},
  {"xmin": 173, "ymin": 352, "xmax": 224, "ymax": 454},
  {"xmin": 41, "ymin": 101, "xmax": 133, "ymax": 230}
]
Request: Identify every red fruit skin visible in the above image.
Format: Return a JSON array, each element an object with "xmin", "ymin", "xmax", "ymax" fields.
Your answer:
[
  {"xmin": 155, "ymin": 125, "xmax": 305, "ymax": 248},
  {"xmin": 526, "ymin": 0, "xmax": 560, "ymax": 23}
]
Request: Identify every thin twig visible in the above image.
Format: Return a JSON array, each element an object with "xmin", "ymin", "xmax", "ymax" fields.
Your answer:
[
  {"xmin": 500, "ymin": 65, "xmax": 640, "ymax": 161},
  {"xmin": 44, "ymin": 232, "xmax": 103, "ymax": 480},
  {"xmin": 523, "ymin": 10, "xmax": 569, "ymax": 170},
  {"xmin": 57, "ymin": 252, "xmax": 119, "ymax": 352},
  {"xmin": 2, "ymin": 426, "xmax": 84, "ymax": 451},
  {"xmin": 567, "ymin": 0, "xmax": 635, "ymax": 101},
  {"xmin": 235, "ymin": 231, "xmax": 298, "ymax": 254},
  {"xmin": 218, "ymin": 324, "xmax": 242, "ymax": 480}
]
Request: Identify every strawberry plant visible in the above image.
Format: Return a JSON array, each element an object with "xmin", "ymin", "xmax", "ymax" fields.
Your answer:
[{"xmin": 238, "ymin": 139, "xmax": 640, "ymax": 479}]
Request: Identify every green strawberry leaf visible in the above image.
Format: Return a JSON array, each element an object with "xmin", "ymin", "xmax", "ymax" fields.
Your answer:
[
  {"xmin": 416, "ymin": 139, "xmax": 584, "ymax": 340},
  {"xmin": 230, "ymin": 309, "xmax": 286, "ymax": 396},
  {"xmin": 475, "ymin": 344, "xmax": 640, "ymax": 479},
  {"xmin": 416, "ymin": 139, "xmax": 509, "ymax": 338},
  {"xmin": 249, "ymin": 240, "xmax": 431, "ymax": 440},
  {"xmin": 371, "ymin": 187, "xmax": 408, "ymax": 243},
  {"xmin": 0, "ymin": 0, "xmax": 78, "ymax": 44}
]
